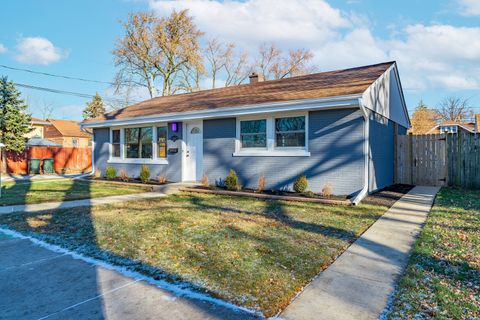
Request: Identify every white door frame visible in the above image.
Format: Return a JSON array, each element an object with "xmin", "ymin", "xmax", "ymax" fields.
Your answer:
[{"xmin": 182, "ymin": 120, "xmax": 203, "ymax": 182}]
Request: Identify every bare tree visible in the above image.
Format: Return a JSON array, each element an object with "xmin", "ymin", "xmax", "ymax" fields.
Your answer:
[
  {"xmin": 39, "ymin": 100, "xmax": 54, "ymax": 120},
  {"xmin": 254, "ymin": 43, "xmax": 316, "ymax": 80},
  {"xmin": 224, "ymin": 50, "xmax": 251, "ymax": 86},
  {"xmin": 203, "ymin": 38, "xmax": 233, "ymax": 88},
  {"xmin": 153, "ymin": 9, "xmax": 204, "ymax": 96},
  {"xmin": 113, "ymin": 10, "xmax": 203, "ymax": 97},
  {"xmin": 177, "ymin": 63, "xmax": 205, "ymax": 93},
  {"xmin": 436, "ymin": 97, "xmax": 473, "ymax": 122},
  {"xmin": 113, "ymin": 12, "xmax": 160, "ymax": 98}
]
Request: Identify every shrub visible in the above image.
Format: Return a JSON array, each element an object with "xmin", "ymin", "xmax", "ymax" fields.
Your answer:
[
  {"xmin": 321, "ymin": 183, "xmax": 333, "ymax": 198},
  {"xmin": 119, "ymin": 169, "xmax": 129, "ymax": 182},
  {"xmin": 293, "ymin": 174, "xmax": 308, "ymax": 193},
  {"xmin": 257, "ymin": 175, "xmax": 266, "ymax": 193},
  {"xmin": 93, "ymin": 168, "xmax": 101, "ymax": 178},
  {"xmin": 200, "ymin": 174, "xmax": 209, "ymax": 187},
  {"xmin": 225, "ymin": 169, "xmax": 239, "ymax": 191},
  {"xmin": 157, "ymin": 174, "xmax": 167, "ymax": 184},
  {"xmin": 139, "ymin": 165, "xmax": 151, "ymax": 183},
  {"xmin": 304, "ymin": 190, "xmax": 316, "ymax": 198},
  {"xmin": 105, "ymin": 166, "xmax": 116, "ymax": 180}
]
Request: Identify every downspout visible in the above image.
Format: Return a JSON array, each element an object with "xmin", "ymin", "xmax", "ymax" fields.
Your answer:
[{"xmin": 351, "ymin": 100, "xmax": 369, "ymax": 205}]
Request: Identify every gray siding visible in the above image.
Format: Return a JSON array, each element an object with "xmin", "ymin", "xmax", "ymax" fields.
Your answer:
[
  {"xmin": 203, "ymin": 109, "xmax": 365, "ymax": 196},
  {"xmin": 368, "ymin": 112, "xmax": 408, "ymax": 192},
  {"xmin": 93, "ymin": 124, "xmax": 183, "ymax": 181}
]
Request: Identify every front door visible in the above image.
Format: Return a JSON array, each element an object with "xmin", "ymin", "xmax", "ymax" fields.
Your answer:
[{"xmin": 183, "ymin": 122, "xmax": 203, "ymax": 181}]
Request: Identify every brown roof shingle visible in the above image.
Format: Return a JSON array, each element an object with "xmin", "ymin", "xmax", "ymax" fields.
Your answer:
[
  {"xmin": 91, "ymin": 61, "xmax": 395, "ymax": 122},
  {"xmin": 48, "ymin": 119, "xmax": 91, "ymax": 138}
]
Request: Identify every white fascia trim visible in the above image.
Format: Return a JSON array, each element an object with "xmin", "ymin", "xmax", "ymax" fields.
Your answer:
[
  {"xmin": 107, "ymin": 158, "xmax": 169, "ymax": 165},
  {"xmin": 81, "ymin": 94, "xmax": 362, "ymax": 129}
]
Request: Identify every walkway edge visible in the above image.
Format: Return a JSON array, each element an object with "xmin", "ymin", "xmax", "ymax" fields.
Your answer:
[
  {"xmin": 280, "ymin": 186, "xmax": 440, "ymax": 320},
  {"xmin": 0, "ymin": 192, "xmax": 165, "ymax": 215}
]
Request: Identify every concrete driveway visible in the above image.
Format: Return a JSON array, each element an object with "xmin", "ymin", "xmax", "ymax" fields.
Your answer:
[{"xmin": 0, "ymin": 233, "xmax": 258, "ymax": 320}]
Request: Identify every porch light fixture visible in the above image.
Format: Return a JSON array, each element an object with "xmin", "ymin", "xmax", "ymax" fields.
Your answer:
[
  {"xmin": 0, "ymin": 143, "xmax": 4, "ymax": 198},
  {"xmin": 170, "ymin": 122, "xmax": 178, "ymax": 133}
]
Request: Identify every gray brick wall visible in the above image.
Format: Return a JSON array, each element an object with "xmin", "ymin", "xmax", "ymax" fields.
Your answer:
[
  {"xmin": 203, "ymin": 108, "xmax": 365, "ymax": 196},
  {"xmin": 93, "ymin": 124, "xmax": 182, "ymax": 181}
]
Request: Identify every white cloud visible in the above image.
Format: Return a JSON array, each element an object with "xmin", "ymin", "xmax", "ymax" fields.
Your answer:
[
  {"xmin": 0, "ymin": 43, "xmax": 7, "ymax": 53},
  {"xmin": 14, "ymin": 37, "xmax": 66, "ymax": 65},
  {"xmin": 458, "ymin": 0, "xmax": 480, "ymax": 16},
  {"xmin": 148, "ymin": 0, "xmax": 480, "ymax": 91}
]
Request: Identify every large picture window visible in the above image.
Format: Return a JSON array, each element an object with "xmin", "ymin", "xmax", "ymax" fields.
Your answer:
[
  {"xmin": 275, "ymin": 116, "xmax": 306, "ymax": 147},
  {"xmin": 240, "ymin": 119, "xmax": 266, "ymax": 148},
  {"xmin": 157, "ymin": 126, "xmax": 167, "ymax": 158},
  {"xmin": 112, "ymin": 129, "xmax": 121, "ymax": 157},
  {"xmin": 125, "ymin": 127, "xmax": 153, "ymax": 159}
]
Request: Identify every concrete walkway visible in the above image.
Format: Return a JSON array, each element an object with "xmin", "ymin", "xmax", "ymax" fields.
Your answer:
[
  {"xmin": 0, "ymin": 234, "xmax": 257, "ymax": 320},
  {"xmin": 280, "ymin": 186, "xmax": 440, "ymax": 320},
  {"xmin": 0, "ymin": 192, "xmax": 165, "ymax": 215}
]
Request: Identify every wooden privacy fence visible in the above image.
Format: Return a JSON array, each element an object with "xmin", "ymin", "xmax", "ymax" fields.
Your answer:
[
  {"xmin": 4, "ymin": 146, "xmax": 92, "ymax": 175},
  {"xmin": 396, "ymin": 132, "xmax": 480, "ymax": 188}
]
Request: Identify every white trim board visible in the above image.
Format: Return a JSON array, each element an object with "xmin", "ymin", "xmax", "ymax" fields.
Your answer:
[{"xmin": 82, "ymin": 95, "xmax": 362, "ymax": 129}]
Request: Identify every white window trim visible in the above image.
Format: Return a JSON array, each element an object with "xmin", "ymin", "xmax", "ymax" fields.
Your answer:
[
  {"xmin": 108, "ymin": 124, "xmax": 169, "ymax": 165},
  {"xmin": 233, "ymin": 112, "xmax": 310, "ymax": 157}
]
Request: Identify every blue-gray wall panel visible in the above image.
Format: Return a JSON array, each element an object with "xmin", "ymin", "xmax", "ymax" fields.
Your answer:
[
  {"xmin": 368, "ymin": 114, "xmax": 393, "ymax": 192},
  {"xmin": 203, "ymin": 109, "xmax": 365, "ymax": 196},
  {"xmin": 93, "ymin": 124, "xmax": 182, "ymax": 181}
]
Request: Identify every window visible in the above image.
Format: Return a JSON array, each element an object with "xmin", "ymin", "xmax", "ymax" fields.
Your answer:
[
  {"xmin": 112, "ymin": 130, "xmax": 121, "ymax": 157},
  {"xmin": 275, "ymin": 116, "xmax": 306, "ymax": 147},
  {"xmin": 72, "ymin": 138, "xmax": 79, "ymax": 147},
  {"xmin": 190, "ymin": 127, "xmax": 201, "ymax": 134},
  {"xmin": 240, "ymin": 119, "xmax": 266, "ymax": 148},
  {"xmin": 125, "ymin": 127, "xmax": 153, "ymax": 159},
  {"xmin": 157, "ymin": 126, "xmax": 167, "ymax": 158}
]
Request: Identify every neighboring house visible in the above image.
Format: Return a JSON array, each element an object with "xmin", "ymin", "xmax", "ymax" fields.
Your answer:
[
  {"xmin": 44, "ymin": 119, "xmax": 92, "ymax": 147},
  {"xmin": 82, "ymin": 61, "xmax": 410, "ymax": 202},
  {"xmin": 427, "ymin": 120, "xmax": 477, "ymax": 134},
  {"xmin": 27, "ymin": 117, "xmax": 51, "ymax": 139}
]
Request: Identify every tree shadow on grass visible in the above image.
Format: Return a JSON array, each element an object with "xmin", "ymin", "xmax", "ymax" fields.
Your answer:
[{"xmin": 0, "ymin": 181, "xmax": 259, "ymax": 319}]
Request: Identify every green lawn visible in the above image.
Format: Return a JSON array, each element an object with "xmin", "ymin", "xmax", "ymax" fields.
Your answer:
[
  {"xmin": 0, "ymin": 179, "xmax": 150, "ymax": 206},
  {"xmin": 389, "ymin": 188, "xmax": 480, "ymax": 319},
  {"xmin": 0, "ymin": 192, "xmax": 389, "ymax": 316}
]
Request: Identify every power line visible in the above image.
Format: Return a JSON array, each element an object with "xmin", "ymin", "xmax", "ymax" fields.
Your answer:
[
  {"xmin": 15, "ymin": 82, "xmax": 140, "ymax": 105},
  {"xmin": 1, "ymin": 64, "xmax": 115, "ymax": 85}
]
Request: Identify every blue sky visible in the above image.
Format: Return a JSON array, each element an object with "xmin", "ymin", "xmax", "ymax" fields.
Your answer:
[{"xmin": 0, "ymin": 0, "xmax": 479, "ymax": 120}]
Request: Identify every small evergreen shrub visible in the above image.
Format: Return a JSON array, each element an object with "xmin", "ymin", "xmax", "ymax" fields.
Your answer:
[
  {"xmin": 139, "ymin": 165, "xmax": 151, "ymax": 183},
  {"xmin": 225, "ymin": 169, "xmax": 239, "ymax": 191},
  {"xmin": 119, "ymin": 169, "xmax": 129, "ymax": 182},
  {"xmin": 105, "ymin": 166, "xmax": 116, "ymax": 180},
  {"xmin": 293, "ymin": 174, "xmax": 308, "ymax": 193},
  {"xmin": 257, "ymin": 175, "xmax": 266, "ymax": 193}
]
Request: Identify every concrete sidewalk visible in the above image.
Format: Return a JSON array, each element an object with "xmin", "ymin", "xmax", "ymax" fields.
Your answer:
[
  {"xmin": 0, "ymin": 234, "xmax": 258, "ymax": 320},
  {"xmin": 0, "ymin": 192, "xmax": 165, "ymax": 215},
  {"xmin": 280, "ymin": 186, "xmax": 440, "ymax": 320}
]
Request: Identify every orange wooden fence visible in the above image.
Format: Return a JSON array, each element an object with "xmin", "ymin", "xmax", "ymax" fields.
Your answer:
[{"xmin": 4, "ymin": 146, "xmax": 92, "ymax": 175}]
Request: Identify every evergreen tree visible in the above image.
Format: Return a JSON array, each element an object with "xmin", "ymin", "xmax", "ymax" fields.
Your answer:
[
  {"xmin": 83, "ymin": 92, "xmax": 105, "ymax": 120},
  {"xmin": 0, "ymin": 76, "xmax": 31, "ymax": 152},
  {"xmin": 410, "ymin": 100, "xmax": 439, "ymax": 134}
]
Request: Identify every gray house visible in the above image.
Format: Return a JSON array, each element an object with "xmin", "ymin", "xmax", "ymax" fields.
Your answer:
[{"xmin": 82, "ymin": 61, "xmax": 410, "ymax": 204}]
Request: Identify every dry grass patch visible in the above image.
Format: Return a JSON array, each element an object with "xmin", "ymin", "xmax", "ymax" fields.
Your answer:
[{"xmin": 0, "ymin": 192, "xmax": 388, "ymax": 316}]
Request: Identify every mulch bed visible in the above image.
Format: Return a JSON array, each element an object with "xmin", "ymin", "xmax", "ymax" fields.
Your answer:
[
  {"xmin": 362, "ymin": 184, "xmax": 415, "ymax": 208},
  {"xmin": 91, "ymin": 177, "xmax": 169, "ymax": 186},
  {"xmin": 181, "ymin": 186, "xmax": 351, "ymax": 205}
]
